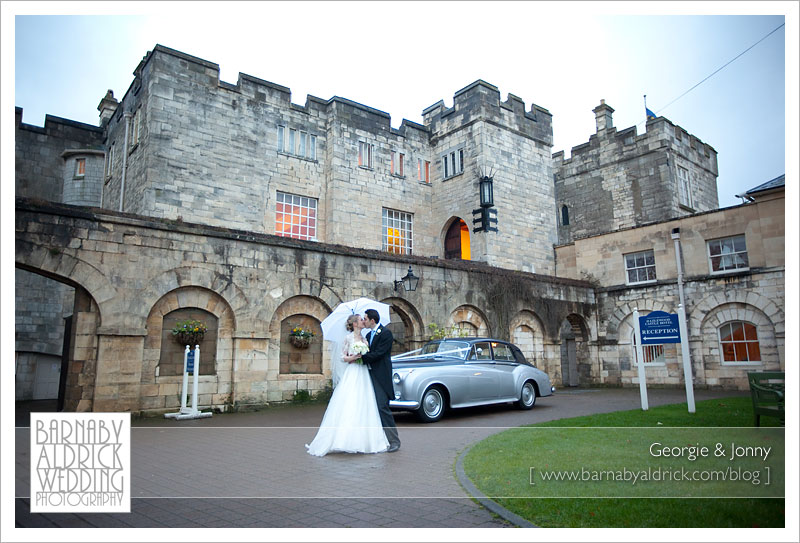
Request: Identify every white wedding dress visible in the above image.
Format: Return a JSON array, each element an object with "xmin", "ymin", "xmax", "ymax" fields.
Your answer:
[{"xmin": 305, "ymin": 332, "xmax": 389, "ymax": 456}]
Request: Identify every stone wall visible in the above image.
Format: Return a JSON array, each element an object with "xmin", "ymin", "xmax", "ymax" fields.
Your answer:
[
  {"xmin": 100, "ymin": 45, "xmax": 557, "ymax": 274},
  {"xmin": 16, "ymin": 198, "xmax": 596, "ymax": 413},
  {"xmin": 555, "ymin": 191, "xmax": 785, "ymax": 390},
  {"xmin": 553, "ymin": 103, "xmax": 719, "ymax": 245},
  {"xmin": 15, "ymin": 107, "xmax": 104, "ymax": 203}
]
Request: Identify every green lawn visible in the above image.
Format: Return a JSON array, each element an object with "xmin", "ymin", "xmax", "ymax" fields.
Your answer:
[{"xmin": 462, "ymin": 396, "xmax": 785, "ymax": 527}]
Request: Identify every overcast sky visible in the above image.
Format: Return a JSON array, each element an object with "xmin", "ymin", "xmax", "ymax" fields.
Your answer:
[{"xmin": 5, "ymin": 3, "xmax": 796, "ymax": 208}]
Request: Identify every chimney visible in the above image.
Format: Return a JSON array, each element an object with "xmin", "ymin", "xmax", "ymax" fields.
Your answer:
[
  {"xmin": 593, "ymin": 99, "xmax": 614, "ymax": 133},
  {"xmin": 97, "ymin": 90, "xmax": 118, "ymax": 127}
]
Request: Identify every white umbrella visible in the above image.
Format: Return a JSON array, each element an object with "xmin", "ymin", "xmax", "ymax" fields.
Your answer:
[{"xmin": 321, "ymin": 297, "xmax": 391, "ymax": 345}]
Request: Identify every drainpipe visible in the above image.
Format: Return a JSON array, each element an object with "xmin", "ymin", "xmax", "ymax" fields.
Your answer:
[
  {"xmin": 671, "ymin": 227, "xmax": 696, "ymax": 413},
  {"xmin": 119, "ymin": 112, "xmax": 132, "ymax": 212}
]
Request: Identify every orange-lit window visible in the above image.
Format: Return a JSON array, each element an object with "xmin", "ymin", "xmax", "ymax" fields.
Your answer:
[
  {"xmin": 275, "ymin": 192, "xmax": 317, "ymax": 241},
  {"xmin": 718, "ymin": 321, "xmax": 760, "ymax": 362},
  {"xmin": 75, "ymin": 158, "xmax": 86, "ymax": 177},
  {"xmin": 417, "ymin": 158, "xmax": 430, "ymax": 183},
  {"xmin": 631, "ymin": 332, "xmax": 664, "ymax": 364},
  {"xmin": 382, "ymin": 208, "xmax": 412, "ymax": 255},
  {"xmin": 391, "ymin": 150, "xmax": 404, "ymax": 176}
]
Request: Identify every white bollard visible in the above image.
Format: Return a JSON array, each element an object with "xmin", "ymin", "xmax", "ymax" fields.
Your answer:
[
  {"xmin": 166, "ymin": 345, "xmax": 212, "ymax": 420},
  {"xmin": 632, "ymin": 308, "xmax": 649, "ymax": 411}
]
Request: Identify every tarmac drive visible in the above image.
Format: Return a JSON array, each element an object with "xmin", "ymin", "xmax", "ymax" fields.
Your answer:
[{"xmin": 15, "ymin": 387, "xmax": 744, "ymax": 529}]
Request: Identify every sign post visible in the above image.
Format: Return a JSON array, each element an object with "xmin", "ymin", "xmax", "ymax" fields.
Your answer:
[
  {"xmin": 636, "ymin": 309, "xmax": 687, "ymax": 413},
  {"xmin": 165, "ymin": 345, "xmax": 212, "ymax": 420},
  {"xmin": 632, "ymin": 308, "xmax": 649, "ymax": 411}
]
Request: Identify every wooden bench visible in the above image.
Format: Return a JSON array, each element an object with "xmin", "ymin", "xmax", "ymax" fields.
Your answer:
[{"xmin": 747, "ymin": 371, "xmax": 785, "ymax": 427}]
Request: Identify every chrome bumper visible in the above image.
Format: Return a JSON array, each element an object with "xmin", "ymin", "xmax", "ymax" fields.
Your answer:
[{"xmin": 389, "ymin": 400, "xmax": 420, "ymax": 410}]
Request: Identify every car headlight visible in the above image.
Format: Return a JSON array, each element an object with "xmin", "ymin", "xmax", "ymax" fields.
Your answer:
[{"xmin": 393, "ymin": 373, "xmax": 401, "ymax": 385}]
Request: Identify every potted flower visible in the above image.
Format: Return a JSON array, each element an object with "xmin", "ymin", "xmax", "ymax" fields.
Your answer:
[
  {"xmin": 172, "ymin": 319, "xmax": 208, "ymax": 346},
  {"xmin": 288, "ymin": 324, "xmax": 315, "ymax": 349}
]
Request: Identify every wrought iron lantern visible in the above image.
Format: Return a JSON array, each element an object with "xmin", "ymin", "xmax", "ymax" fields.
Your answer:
[
  {"xmin": 394, "ymin": 265, "xmax": 420, "ymax": 292},
  {"xmin": 479, "ymin": 175, "xmax": 494, "ymax": 208}
]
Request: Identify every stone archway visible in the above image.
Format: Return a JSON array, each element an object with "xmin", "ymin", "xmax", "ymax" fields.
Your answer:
[
  {"xmin": 442, "ymin": 216, "xmax": 471, "ymax": 260},
  {"xmin": 559, "ymin": 313, "xmax": 590, "ymax": 387},
  {"xmin": 267, "ymin": 295, "xmax": 332, "ymax": 402},
  {"xmin": 142, "ymin": 286, "xmax": 235, "ymax": 413},
  {"xmin": 447, "ymin": 305, "xmax": 490, "ymax": 337},
  {"xmin": 381, "ymin": 297, "xmax": 425, "ymax": 355},
  {"xmin": 509, "ymin": 310, "xmax": 546, "ymax": 366}
]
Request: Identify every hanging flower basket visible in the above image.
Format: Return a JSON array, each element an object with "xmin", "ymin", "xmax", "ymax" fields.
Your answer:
[
  {"xmin": 289, "ymin": 334, "xmax": 312, "ymax": 349},
  {"xmin": 174, "ymin": 331, "xmax": 205, "ymax": 346},
  {"xmin": 172, "ymin": 319, "xmax": 208, "ymax": 346},
  {"xmin": 288, "ymin": 324, "xmax": 315, "ymax": 349}
]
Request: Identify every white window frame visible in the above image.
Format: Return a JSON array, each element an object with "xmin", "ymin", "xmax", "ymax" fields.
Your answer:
[
  {"xmin": 75, "ymin": 158, "xmax": 86, "ymax": 179},
  {"xmin": 129, "ymin": 108, "xmax": 141, "ymax": 149},
  {"xmin": 677, "ymin": 165, "xmax": 693, "ymax": 208},
  {"xmin": 275, "ymin": 191, "xmax": 318, "ymax": 241},
  {"xmin": 718, "ymin": 320, "xmax": 761, "ymax": 365},
  {"xmin": 358, "ymin": 141, "xmax": 374, "ymax": 169},
  {"xmin": 278, "ymin": 125, "xmax": 316, "ymax": 160},
  {"xmin": 391, "ymin": 150, "xmax": 405, "ymax": 177},
  {"xmin": 382, "ymin": 208, "xmax": 413, "ymax": 255},
  {"xmin": 442, "ymin": 147, "xmax": 464, "ymax": 180},
  {"xmin": 106, "ymin": 144, "xmax": 115, "ymax": 178},
  {"xmin": 417, "ymin": 158, "xmax": 430, "ymax": 183},
  {"xmin": 707, "ymin": 235, "xmax": 749, "ymax": 274},
  {"xmin": 624, "ymin": 249, "xmax": 657, "ymax": 285},
  {"xmin": 631, "ymin": 332, "xmax": 665, "ymax": 365}
]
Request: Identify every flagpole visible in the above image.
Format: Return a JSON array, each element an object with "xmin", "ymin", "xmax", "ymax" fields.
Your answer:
[{"xmin": 644, "ymin": 95, "xmax": 648, "ymax": 121}]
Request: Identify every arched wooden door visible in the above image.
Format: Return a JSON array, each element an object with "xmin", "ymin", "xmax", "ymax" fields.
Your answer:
[{"xmin": 444, "ymin": 219, "xmax": 470, "ymax": 260}]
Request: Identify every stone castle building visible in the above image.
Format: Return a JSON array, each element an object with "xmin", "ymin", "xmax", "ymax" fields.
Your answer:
[{"xmin": 15, "ymin": 44, "xmax": 784, "ymax": 413}]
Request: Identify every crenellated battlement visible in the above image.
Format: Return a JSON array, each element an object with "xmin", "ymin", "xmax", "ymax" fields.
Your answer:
[
  {"xmin": 422, "ymin": 79, "xmax": 552, "ymax": 146},
  {"xmin": 554, "ymin": 111, "xmax": 717, "ymax": 177}
]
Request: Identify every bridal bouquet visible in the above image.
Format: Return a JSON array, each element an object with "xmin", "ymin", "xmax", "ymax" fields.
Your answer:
[{"xmin": 350, "ymin": 342, "xmax": 369, "ymax": 364}]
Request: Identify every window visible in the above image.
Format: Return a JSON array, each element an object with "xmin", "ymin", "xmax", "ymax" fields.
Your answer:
[
  {"xmin": 106, "ymin": 144, "xmax": 115, "ymax": 178},
  {"xmin": 358, "ymin": 141, "xmax": 374, "ymax": 169},
  {"xmin": 561, "ymin": 205, "xmax": 569, "ymax": 226},
  {"xmin": 130, "ymin": 109, "xmax": 141, "ymax": 149},
  {"xmin": 278, "ymin": 125, "xmax": 316, "ymax": 159},
  {"xmin": 382, "ymin": 208, "xmax": 412, "ymax": 254},
  {"xmin": 75, "ymin": 158, "xmax": 86, "ymax": 178},
  {"xmin": 677, "ymin": 166, "xmax": 693, "ymax": 208},
  {"xmin": 391, "ymin": 150, "xmax": 404, "ymax": 177},
  {"xmin": 492, "ymin": 343, "xmax": 515, "ymax": 361},
  {"xmin": 631, "ymin": 332, "xmax": 665, "ymax": 364},
  {"xmin": 624, "ymin": 250, "xmax": 656, "ymax": 284},
  {"xmin": 275, "ymin": 192, "xmax": 318, "ymax": 241},
  {"xmin": 708, "ymin": 235, "xmax": 748, "ymax": 274},
  {"xmin": 417, "ymin": 158, "xmax": 430, "ymax": 183},
  {"xmin": 718, "ymin": 321, "xmax": 761, "ymax": 363},
  {"xmin": 442, "ymin": 147, "xmax": 464, "ymax": 179}
]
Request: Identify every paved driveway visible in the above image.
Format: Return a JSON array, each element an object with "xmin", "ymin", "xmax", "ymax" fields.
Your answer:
[{"xmin": 15, "ymin": 387, "xmax": 743, "ymax": 528}]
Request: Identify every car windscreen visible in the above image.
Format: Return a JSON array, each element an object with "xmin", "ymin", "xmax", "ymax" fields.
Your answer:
[{"xmin": 421, "ymin": 341, "xmax": 470, "ymax": 359}]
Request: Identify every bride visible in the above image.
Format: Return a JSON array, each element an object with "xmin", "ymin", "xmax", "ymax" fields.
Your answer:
[{"xmin": 305, "ymin": 314, "xmax": 389, "ymax": 456}]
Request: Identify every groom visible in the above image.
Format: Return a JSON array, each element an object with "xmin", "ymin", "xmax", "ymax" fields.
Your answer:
[{"xmin": 358, "ymin": 309, "xmax": 401, "ymax": 453}]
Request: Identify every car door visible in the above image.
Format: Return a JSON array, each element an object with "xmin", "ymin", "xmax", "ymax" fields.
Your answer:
[
  {"xmin": 491, "ymin": 342, "xmax": 520, "ymax": 399},
  {"xmin": 465, "ymin": 341, "xmax": 500, "ymax": 401}
]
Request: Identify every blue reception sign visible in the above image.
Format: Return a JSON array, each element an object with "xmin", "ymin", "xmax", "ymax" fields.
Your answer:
[
  {"xmin": 186, "ymin": 350, "xmax": 195, "ymax": 373},
  {"xmin": 639, "ymin": 311, "xmax": 681, "ymax": 344}
]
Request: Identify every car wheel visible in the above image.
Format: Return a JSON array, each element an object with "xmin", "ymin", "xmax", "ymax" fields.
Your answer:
[
  {"xmin": 517, "ymin": 381, "xmax": 536, "ymax": 410},
  {"xmin": 417, "ymin": 386, "xmax": 446, "ymax": 423}
]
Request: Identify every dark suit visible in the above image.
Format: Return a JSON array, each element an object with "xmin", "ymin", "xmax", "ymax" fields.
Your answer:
[{"xmin": 360, "ymin": 324, "xmax": 400, "ymax": 448}]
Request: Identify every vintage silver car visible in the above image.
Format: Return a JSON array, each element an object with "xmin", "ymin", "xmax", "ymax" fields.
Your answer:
[{"xmin": 389, "ymin": 338, "xmax": 555, "ymax": 422}]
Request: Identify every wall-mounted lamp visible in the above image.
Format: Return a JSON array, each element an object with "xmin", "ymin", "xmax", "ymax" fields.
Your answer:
[
  {"xmin": 394, "ymin": 265, "xmax": 420, "ymax": 292},
  {"xmin": 473, "ymin": 175, "xmax": 498, "ymax": 233},
  {"xmin": 479, "ymin": 175, "xmax": 494, "ymax": 208}
]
